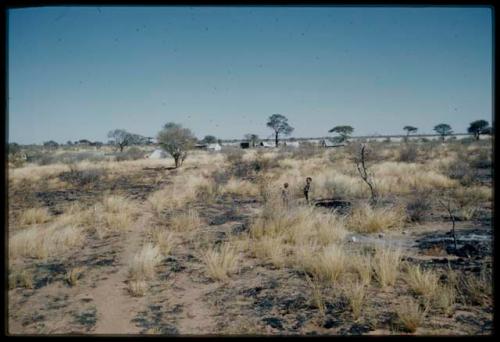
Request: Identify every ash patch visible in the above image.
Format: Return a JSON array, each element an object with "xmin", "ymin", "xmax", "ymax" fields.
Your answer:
[
  {"xmin": 72, "ymin": 306, "xmax": 97, "ymax": 331},
  {"xmin": 416, "ymin": 227, "xmax": 491, "ymax": 258},
  {"xmin": 314, "ymin": 198, "xmax": 351, "ymax": 214},
  {"xmin": 132, "ymin": 305, "xmax": 179, "ymax": 334}
]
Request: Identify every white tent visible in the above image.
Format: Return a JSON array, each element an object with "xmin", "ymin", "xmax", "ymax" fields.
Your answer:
[
  {"xmin": 284, "ymin": 141, "xmax": 300, "ymax": 148},
  {"xmin": 260, "ymin": 141, "xmax": 275, "ymax": 148},
  {"xmin": 207, "ymin": 143, "xmax": 222, "ymax": 151},
  {"xmin": 148, "ymin": 149, "xmax": 168, "ymax": 159}
]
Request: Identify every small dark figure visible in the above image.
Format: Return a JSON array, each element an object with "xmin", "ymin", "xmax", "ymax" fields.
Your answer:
[
  {"xmin": 281, "ymin": 182, "xmax": 290, "ymax": 207},
  {"xmin": 303, "ymin": 177, "xmax": 312, "ymax": 204}
]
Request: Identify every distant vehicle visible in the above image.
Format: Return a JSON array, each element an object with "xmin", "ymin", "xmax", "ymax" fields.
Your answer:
[{"xmin": 240, "ymin": 142, "xmax": 250, "ymax": 149}]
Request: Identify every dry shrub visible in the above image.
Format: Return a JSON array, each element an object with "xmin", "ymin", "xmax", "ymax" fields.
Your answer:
[
  {"xmin": 169, "ymin": 209, "xmax": 202, "ymax": 232},
  {"xmin": 18, "ymin": 207, "xmax": 51, "ymax": 226},
  {"xmin": 129, "ymin": 243, "xmax": 163, "ymax": 281},
  {"xmin": 348, "ymin": 202, "xmax": 406, "ymax": 233},
  {"xmin": 398, "ymin": 143, "xmax": 418, "ymax": 162},
  {"xmin": 202, "ymin": 243, "xmax": 239, "ymax": 281},
  {"xmin": 405, "ymin": 191, "xmax": 432, "ymax": 223},
  {"xmin": 395, "ymin": 297, "xmax": 426, "ymax": 333},
  {"xmin": 373, "ymin": 247, "xmax": 402, "ymax": 287}
]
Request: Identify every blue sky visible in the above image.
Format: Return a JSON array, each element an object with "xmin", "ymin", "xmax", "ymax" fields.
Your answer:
[{"xmin": 8, "ymin": 6, "xmax": 493, "ymax": 144}]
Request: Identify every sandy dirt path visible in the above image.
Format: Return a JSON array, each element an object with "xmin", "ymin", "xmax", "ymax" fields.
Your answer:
[{"xmin": 90, "ymin": 210, "xmax": 152, "ymax": 334}]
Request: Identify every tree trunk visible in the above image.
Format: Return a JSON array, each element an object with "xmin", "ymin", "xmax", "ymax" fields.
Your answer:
[
  {"xmin": 174, "ymin": 156, "xmax": 180, "ymax": 168},
  {"xmin": 275, "ymin": 132, "xmax": 279, "ymax": 147},
  {"xmin": 119, "ymin": 144, "xmax": 124, "ymax": 152},
  {"xmin": 475, "ymin": 132, "xmax": 480, "ymax": 140}
]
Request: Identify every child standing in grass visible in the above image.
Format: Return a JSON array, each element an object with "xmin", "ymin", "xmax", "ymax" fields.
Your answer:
[
  {"xmin": 281, "ymin": 183, "xmax": 290, "ymax": 208},
  {"xmin": 303, "ymin": 177, "xmax": 312, "ymax": 204}
]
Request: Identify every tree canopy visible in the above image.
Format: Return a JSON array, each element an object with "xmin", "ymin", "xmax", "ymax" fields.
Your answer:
[
  {"xmin": 433, "ymin": 123, "xmax": 453, "ymax": 139},
  {"xmin": 266, "ymin": 114, "xmax": 294, "ymax": 147},
  {"xmin": 157, "ymin": 122, "xmax": 197, "ymax": 168},
  {"xmin": 467, "ymin": 120, "xmax": 490, "ymax": 140}
]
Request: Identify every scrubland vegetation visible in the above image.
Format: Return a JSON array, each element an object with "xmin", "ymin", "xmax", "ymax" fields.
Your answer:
[{"xmin": 7, "ymin": 138, "xmax": 492, "ymax": 335}]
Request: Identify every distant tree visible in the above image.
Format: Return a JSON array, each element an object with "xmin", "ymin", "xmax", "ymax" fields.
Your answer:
[
  {"xmin": 93, "ymin": 141, "xmax": 103, "ymax": 149},
  {"xmin": 107, "ymin": 129, "xmax": 136, "ymax": 152},
  {"xmin": 157, "ymin": 122, "xmax": 197, "ymax": 168},
  {"xmin": 328, "ymin": 125, "xmax": 354, "ymax": 143},
  {"xmin": 8, "ymin": 142, "xmax": 21, "ymax": 155},
  {"xmin": 467, "ymin": 120, "xmax": 490, "ymax": 140},
  {"xmin": 66, "ymin": 140, "xmax": 73, "ymax": 146},
  {"xmin": 267, "ymin": 114, "xmax": 294, "ymax": 147},
  {"xmin": 43, "ymin": 140, "xmax": 59, "ymax": 149},
  {"xmin": 403, "ymin": 126, "xmax": 418, "ymax": 136},
  {"xmin": 244, "ymin": 134, "xmax": 259, "ymax": 147},
  {"xmin": 434, "ymin": 124, "xmax": 453, "ymax": 141},
  {"xmin": 201, "ymin": 135, "xmax": 218, "ymax": 144}
]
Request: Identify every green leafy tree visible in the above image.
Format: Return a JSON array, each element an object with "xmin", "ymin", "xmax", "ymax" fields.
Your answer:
[
  {"xmin": 434, "ymin": 123, "xmax": 453, "ymax": 141},
  {"xmin": 467, "ymin": 120, "xmax": 490, "ymax": 140},
  {"xmin": 328, "ymin": 125, "xmax": 354, "ymax": 143},
  {"xmin": 157, "ymin": 122, "xmax": 197, "ymax": 168},
  {"xmin": 266, "ymin": 114, "xmax": 294, "ymax": 147}
]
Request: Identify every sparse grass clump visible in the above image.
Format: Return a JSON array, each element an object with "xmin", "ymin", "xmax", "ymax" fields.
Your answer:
[
  {"xmin": 202, "ymin": 243, "xmax": 239, "ymax": 281},
  {"xmin": 169, "ymin": 209, "xmax": 202, "ymax": 232},
  {"xmin": 150, "ymin": 228, "xmax": 176, "ymax": 256},
  {"xmin": 128, "ymin": 280, "xmax": 148, "ymax": 297},
  {"xmin": 93, "ymin": 195, "xmax": 138, "ymax": 238},
  {"xmin": 299, "ymin": 244, "xmax": 349, "ymax": 283},
  {"xmin": 10, "ymin": 224, "xmax": 85, "ymax": 260},
  {"xmin": 404, "ymin": 264, "xmax": 440, "ymax": 301},
  {"xmin": 9, "ymin": 268, "xmax": 34, "ymax": 289},
  {"xmin": 129, "ymin": 243, "xmax": 163, "ymax": 281},
  {"xmin": 66, "ymin": 267, "xmax": 84, "ymax": 287},
  {"xmin": 372, "ymin": 247, "xmax": 402, "ymax": 287},
  {"xmin": 348, "ymin": 202, "xmax": 406, "ymax": 233},
  {"xmin": 342, "ymin": 280, "xmax": 367, "ymax": 320},
  {"xmin": 395, "ymin": 297, "xmax": 426, "ymax": 333},
  {"xmin": 18, "ymin": 207, "xmax": 51, "ymax": 226}
]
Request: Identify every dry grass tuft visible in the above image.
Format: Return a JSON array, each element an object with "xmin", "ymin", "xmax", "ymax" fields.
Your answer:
[
  {"xmin": 18, "ymin": 207, "xmax": 51, "ymax": 226},
  {"xmin": 129, "ymin": 243, "xmax": 163, "ymax": 281},
  {"xmin": 66, "ymin": 267, "xmax": 84, "ymax": 286},
  {"xmin": 128, "ymin": 280, "xmax": 148, "ymax": 297},
  {"xmin": 9, "ymin": 268, "xmax": 34, "ymax": 289},
  {"xmin": 305, "ymin": 275, "xmax": 326, "ymax": 318},
  {"xmin": 299, "ymin": 244, "xmax": 349, "ymax": 284},
  {"xmin": 150, "ymin": 228, "xmax": 176, "ymax": 256},
  {"xmin": 10, "ymin": 224, "xmax": 85, "ymax": 260},
  {"xmin": 404, "ymin": 264, "xmax": 440, "ymax": 300},
  {"xmin": 348, "ymin": 203, "xmax": 407, "ymax": 233},
  {"xmin": 373, "ymin": 247, "xmax": 402, "ymax": 287},
  {"xmin": 202, "ymin": 243, "xmax": 239, "ymax": 281},
  {"xmin": 395, "ymin": 297, "xmax": 426, "ymax": 333},
  {"xmin": 342, "ymin": 280, "xmax": 367, "ymax": 320},
  {"xmin": 169, "ymin": 209, "xmax": 202, "ymax": 232}
]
